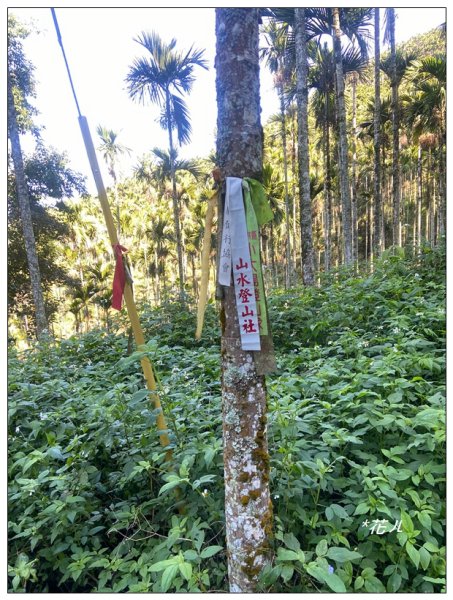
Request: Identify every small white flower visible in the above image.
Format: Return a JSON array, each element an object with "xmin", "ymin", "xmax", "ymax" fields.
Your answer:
[
  {"xmin": 202, "ymin": 489, "xmax": 209, "ymax": 497},
  {"xmin": 274, "ymin": 494, "xmax": 280, "ymax": 500},
  {"xmin": 392, "ymin": 327, "xmax": 400, "ymax": 334},
  {"xmin": 15, "ymin": 426, "xmax": 20, "ymax": 433},
  {"xmin": 363, "ymin": 341, "xmax": 369, "ymax": 347}
]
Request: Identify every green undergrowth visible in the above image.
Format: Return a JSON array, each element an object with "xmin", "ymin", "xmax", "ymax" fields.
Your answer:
[{"xmin": 8, "ymin": 246, "xmax": 445, "ymax": 592}]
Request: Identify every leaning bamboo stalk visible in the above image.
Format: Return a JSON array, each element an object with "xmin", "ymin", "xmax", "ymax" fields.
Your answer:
[{"xmin": 78, "ymin": 116, "xmax": 172, "ymax": 461}]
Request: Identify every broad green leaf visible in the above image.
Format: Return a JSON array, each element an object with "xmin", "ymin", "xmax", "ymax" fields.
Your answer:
[
  {"xmin": 405, "ymin": 542, "xmax": 420, "ymax": 568},
  {"xmin": 178, "ymin": 561, "xmax": 192, "ymax": 581},
  {"xmin": 401, "ymin": 511, "xmax": 414, "ymax": 533},
  {"xmin": 364, "ymin": 576, "xmax": 386, "ymax": 592},
  {"xmin": 158, "ymin": 479, "xmax": 183, "ymax": 495},
  {"xmin": 326, "ymin": 547, "xmax": 362, "ymax": 563},
  {"xmin": 149, "ymin": 557, "xmax": 179, "ymax": 573},
  {"xmin": 161, "ymin": 564, "xmax": 179, "ymax": 592},
  {"xmin": 387, "ymin": 571, "xmax": 402, "ymax": 592},
  {"xmin": 281, "ymin": 564, "xmax": 294, "ymax": 582},
  {"xmin": 200, "ymin": 545, "xmax": 223, "ymax": 559},
  {"xmin": 331, "ymin": 504, "xmax": 349, "ymax": 519},
  {"xmin": 276, "ymin": 548, "xmax": 299, "ymax": 562},
  {"xmin": 323, "ymin": 571, "xmax": 346, "ymax": 593},
  {"xmin": 354, "ymin": 503, "xmax": 369, "ymax": 515},
  {"xmin": 183, "ymin": 550, "xmax": 198, "ymax": 561},
  {"xmin": 65, "ymin": 496, "xmax": 85, "ymax": 503},
  {"xmin": 419, "ymin": 546, "xmax": 431, "ymax": 570},
  {"xmin": 354, "ymin": 575, "xmax": 364, "ymax": 590},
  {"xmin": 315, "ymin": 539, "xmax": 328, "ymax": 557},
  {"xmin": 423, "ymin": 542, "xmax": 439, "ymax": 553},
  {"xmin": 283, "ymin": 532, "xmax": 300, "ymax": 552},
  {"xmin": 418, "ymin": 511, "xmax": 432, "ymax": 529}
]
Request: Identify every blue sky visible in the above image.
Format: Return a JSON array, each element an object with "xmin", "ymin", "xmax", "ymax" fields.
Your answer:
[{"xmin": 10, "ymin": 5, "xmax": 446, "ymax": 196}]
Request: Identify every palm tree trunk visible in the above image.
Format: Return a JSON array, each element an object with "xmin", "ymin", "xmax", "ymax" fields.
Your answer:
[
  {"xmin": 438, "ymin": 145, "xmax": 446, "ymax": 239},
  {"xmin": 323, "ymin": 119, "xmax": 332, "ymax": 272},
  {"xmin": 295, "ymin": 8, "xmax": 315, "ymax": 285},
  {"xmin": 350, "ymin": 72, "xmax": 358, "ymax": 266},
  {"xmin": 373, "ymin": 8, "xmax": 383, "ymax": 258},
  {"xmin": 388, "ymin": 8, "xmax": 401, "ymax": 248},
  {"xmin": 290, "ymin": 114, "xmax": 298, "ymax": 271},
  {"xmin": 7, "ymin": 83, "xmax": 49, "ymax": 339},
  {"xmin": 166, "ymin": 90, "xmax": 185, "ymax": 301},
  {"xmin": 278, "ymin": 86, "xmax": 293, "ymax": 288},
  {"xmin": 269, "ymin": 223, "xmax": 277, "ymax": 286},
  {"xmin": 215, "ymin": 8, "xmax": 272, "ymax": 592},
  {"xmin": 332, "ymin": 8, "xmax": 353, "ymax": 265},
  {"xmin": 417, "ymin": 145, "xmax": 422, "ymax": 250}
]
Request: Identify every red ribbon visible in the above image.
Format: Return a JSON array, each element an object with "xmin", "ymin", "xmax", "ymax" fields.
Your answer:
[{"xmin": 112, "ymin": 244, "xmax": 128, "ymax": 310}]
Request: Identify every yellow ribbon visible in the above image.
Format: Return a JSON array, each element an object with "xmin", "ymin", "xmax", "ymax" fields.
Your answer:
[{"xmin": 195, "ymin": 190, "xmax": 218, "ymax": 340}]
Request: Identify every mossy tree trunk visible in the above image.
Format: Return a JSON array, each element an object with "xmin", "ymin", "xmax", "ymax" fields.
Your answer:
[
  {"xmin": 332, "ymin": 7, "xmax": 353, "ymax": 266},
  {"xmin": 215, "ymin": 8, "xmax": 273, "ymax": 593}
]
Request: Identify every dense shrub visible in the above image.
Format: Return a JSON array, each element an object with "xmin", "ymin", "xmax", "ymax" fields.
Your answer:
[{"xmin": 8, "ymin": 247, "xmax": 445, "ymax": 592}]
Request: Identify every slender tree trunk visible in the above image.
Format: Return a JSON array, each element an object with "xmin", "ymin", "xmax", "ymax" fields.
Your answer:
[
  {"xmin": 278, "ymin": 86, "xmax": 293, "ymax": 288},
  {"xmin": 332, "ymin": 8, "xmax": 353, "ymax": 265},
  {"xmin": 350, "ymin": 72, "xmax": 358, "ymax": 266},
  {"xmin": 431, "ymin": 177, "xmax": 436, "ymax": 248},
  {"xmin": 438, "ymin": 145, "xmax": 446, "ymax": 239},
  {"xmin": 417, "ymin": 145, "xmax": 423, "ymax": 250},
  {"xmin": 7, "ymin": 83, "xmax": 49, "ymax": 339},
  {"xmin": 166, "ymin": 91, "xmax": 185, "ymax": 301},
  {"xmin": 215, "ymin": 8, "xmax": 272, "ymax": 593},
  {"xmin": 290, "ymin": 114, "xmax": 298, "ymax": 271},
  {"xmin": 295, "ymin": 8, "xmax": 315, "ymax": 284},
  {"xmin": 323, "ymin": 119, "xmax": 332, "ymax": 272},
  {"xmin": 388, "ymin": 8, "xmax": 401, "ymax": 248},
  {"xmin": 373, "ymin": 8, "xmax": 383, "ymax": 258},
  {"xmin": 269, "ymin": 223, "xmax": 277, "ymax": 286}
]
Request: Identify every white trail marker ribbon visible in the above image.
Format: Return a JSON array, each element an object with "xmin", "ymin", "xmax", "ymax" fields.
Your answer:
[{"xmin": 218, "ymin": 177, "xmax": 261, "ymax": 351}]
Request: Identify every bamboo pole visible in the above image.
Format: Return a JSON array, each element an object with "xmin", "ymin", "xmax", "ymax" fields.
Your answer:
[{"xmin": 78, "ymin": 116, "xmax": 172, "ymax": 460}]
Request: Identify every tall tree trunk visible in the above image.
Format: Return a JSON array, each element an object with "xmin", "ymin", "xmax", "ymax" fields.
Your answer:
[
  {"xmin": 278, "ymin": 85, "xmax": 293, "ymax": 288},
  {"xmin": 388, "ymin": 8, "xmax": 401, "ymax": 247},
  {"xmin": 290, "ymin": 113, "xmax": 298, "ymax": 271},
  {"xmin": 417, "ymin": 145, "xmax": 423, "ymax": 251},
  {"xmin": 323, "ymin": 118, "xmax": 332, "ymax": 272},
  {"xmin": 215, "ymin": 8, "xmax": 272, "ymax": 593},
  {"xmin": 373, "ymin": 8, "xmax": 383, "ymax": 257},
  {"xmin": 438, "ymin": 145, "xmax": 446, "ymax": 239},
  {"xmin": 295, "ymin": 8, "xmax": 315, "ymax": 284},
  {"xmin": 166, "ymin": 91, "xmax": 185, "ymax": 301},
  {"xmin": 350, "ymin": 72, "xmax": 358, "ymax": 265},
  {"xmin": 332, "ymin": 8, "xmax": 353, "ymax": 265},
  {"xmin": 7, "ymin": 83, "xmax": 49, "ymax": 339}
]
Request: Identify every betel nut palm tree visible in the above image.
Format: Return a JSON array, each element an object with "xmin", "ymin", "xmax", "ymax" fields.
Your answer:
[
  {"xmin": 261, "ymin": 20, "xmax": 294, "ymax": 287},
  {"xmin": 96, "ymin": 126, "xmax": 131, "ymax": 235},
  {"xmin": 125, "ymin": 31, "xmax": 208, "ymax": 300}
]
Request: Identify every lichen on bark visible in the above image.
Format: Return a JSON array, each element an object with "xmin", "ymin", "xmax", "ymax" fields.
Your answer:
[{"xmin": 215, "ymin": 8, "xmax": 273, "ymax": 593}]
